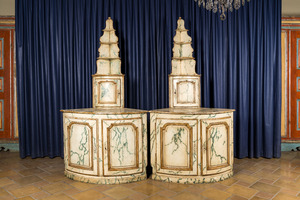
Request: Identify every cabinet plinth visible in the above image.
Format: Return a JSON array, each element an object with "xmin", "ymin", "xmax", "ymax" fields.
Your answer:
[
  {"xmin": 150, "ymin": 108, "xmax": 234, "ymax": 184},
  {"xmin": 62, "ymin": 108, "xmax": 147, "ymax": 184}
]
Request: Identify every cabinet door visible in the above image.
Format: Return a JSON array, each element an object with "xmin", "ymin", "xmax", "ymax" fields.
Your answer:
[
  {"xmin": 63, "ymin": 115, "xmax": 99, "ymax": 176},
  {"xmin": 156, "ymin": 118, "xmax": 198, "ymax": 176},
  {"xmin": 201, "ymin": 117, "xmax": 233, "ymax": 175},
  {"xmin": 93, "ymin": 76, "xmax": 124, "ymax": 108},
  {"xmin": 102, "ymin": 117, "xmax": 143, "ymax": 176},
  {"xmin": 170, "ymin": 76, "xmax": 200, "ymax": 108}
]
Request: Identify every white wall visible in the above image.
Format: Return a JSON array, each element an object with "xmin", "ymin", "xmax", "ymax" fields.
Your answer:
[
  {"xmin": 0, "ymin": 0, "xmax": 14, "ymax": 16},
  {"xmin": 0, "ymin": 0, "xmax": 299, "ymax": 18}
]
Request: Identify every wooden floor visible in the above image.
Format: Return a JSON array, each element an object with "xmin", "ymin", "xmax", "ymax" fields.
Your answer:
[{"xmin": 0, "ymin": 151, "xmax": 299, "ymax": 200}]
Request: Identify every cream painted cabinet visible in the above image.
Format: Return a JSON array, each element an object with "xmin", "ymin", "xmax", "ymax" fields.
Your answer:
[
  {"xmin": 150, "ymin": 108, "xmax": 234, "ymax": 184},
  {"xmin": 62, "ymin": 18, "xmax": 148, "ymax": 185},
  {"xmin": 62, "ymin": 108, "xmax": 147, "ymax": 184}
]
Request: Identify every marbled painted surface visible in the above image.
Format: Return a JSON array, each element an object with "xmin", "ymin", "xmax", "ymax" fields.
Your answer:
[
  {"xmin": 109, "ymin": 125, "xmax": 136, "ymax": 168},
  {"xmin": 171, "ymin": 18, "xmax": 196, "ymax": 76},
  {"xmin": 150, "ymin": 111, "xmax": 234, "ymax": 184},
  {"xmin": 92, "ymin": 75, "xmax": 124, "ymax": 108},
  {"xmin": 63, "ymin": 111, "xmax": 147, "ymax": 184},
  {"xmin": 162, "ymin": 125, "xmax": 190, "ymax": 168},
  {"xmin": 172, "ymin": 44, "xmax": 193, "ymax": 59},
  {"xmin": 207, "ymin": 125, "xmax": 228, "ymax": 167},
  {"xmin": 169, "ymin": 76, "xmax": 200, "ymax": 108},
  {"xmin": 61, "ymin": 107, "xmax": 147, "ymax": 114},
  {"xmin": 177, "ymin": 81, "xmax": 195, "ymax": 103},
  {"xmin": 151, "ymin": 171, "xmax": 233, "ymax": 184},
  {"xmin": 99, "ymin": 81, "xmax": 117, "ymax": 103},
  {"xmin": 69, "ymin": 124, "xmax": 91, "ymax": 167},
  {"xmin": 65, "ymin": 170, "xmax": 147, "ymax": 185},
  {"xmin": 150, "ymin": 107, "xmax": 235, "ymax": 115},
  {"xmin": 171, "ymin": 60, "xmax": 196, "ymax": 75}
]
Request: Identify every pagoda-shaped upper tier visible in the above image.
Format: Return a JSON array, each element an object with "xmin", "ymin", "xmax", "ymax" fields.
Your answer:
[
  {"xmin": 171, "ymin": 17, "xmax": 196, "ymax": 75},
  {"xmin": 93, "ymin": 17, "xmax": 124, "ymax": 108},
  {"xmin": 169, "ymin": 17, "xmax": 201, "ymax": 108},
  {"xmin": 96, "ymin": 17, "xmax": 122, "ymax": 75}
]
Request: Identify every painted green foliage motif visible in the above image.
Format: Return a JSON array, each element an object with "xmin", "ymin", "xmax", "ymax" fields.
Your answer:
[
  {"xmin": 111, "ymin": 126, "xmax": 133, "ymax": 165},
  {"xmin": 165, "ymin": 127, "xmax": 188, "ymax": 154},
  {"xmin": 70, "ymin": 126, "xmax": 89, "ymax": 165}
]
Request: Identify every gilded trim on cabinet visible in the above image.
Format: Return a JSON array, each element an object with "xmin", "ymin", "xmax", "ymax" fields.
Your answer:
[{"xmin": 160, "ymin": 123, "xmax": 193, "ymax": 171}]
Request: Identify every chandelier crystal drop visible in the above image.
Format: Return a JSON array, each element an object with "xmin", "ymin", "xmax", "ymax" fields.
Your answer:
[{"xmin": 194, "ymin": 0, "xmax": 250, "ymax": 20}]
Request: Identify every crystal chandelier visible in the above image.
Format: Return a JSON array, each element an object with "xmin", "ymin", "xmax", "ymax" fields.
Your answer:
[{"xmin": 194, "ymin": 0, "xmax": 250, "ymax": 20}]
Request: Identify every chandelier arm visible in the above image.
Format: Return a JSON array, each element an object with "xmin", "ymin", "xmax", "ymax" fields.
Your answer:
[{"xmin": 195, "ymin": 0, "xmax": 249, "ymax": 20}]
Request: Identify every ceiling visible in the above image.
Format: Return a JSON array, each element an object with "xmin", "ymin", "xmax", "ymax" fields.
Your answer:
[{"xmin": 0, "ymin": 0, "xmax": 299, "ymax": 17}]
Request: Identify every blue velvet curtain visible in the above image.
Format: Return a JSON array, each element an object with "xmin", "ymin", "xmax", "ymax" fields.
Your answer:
[{"xmin": 16, "ymin": 0, "xmax": 281, "ymax": 158}]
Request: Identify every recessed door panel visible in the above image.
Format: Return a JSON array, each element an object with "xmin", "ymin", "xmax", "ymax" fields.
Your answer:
[
  {"xmin": 170, "ymin": 76, "xmax": 200, "ymax": 108},
  {"xmin": 64, "ymin": 116, "xmax": 98, "ymax": 176},
  {"xmin": 156, "ymin": 118, "xmax": 198, "ymax": 176},
  {"xmin": 201, "ymin": 117, "xmax": 232, "ymax": 175},
  {"xmin": 93, "ymin": 76, "xmax": 124, "ymax": 108},
  {"xmin": 102, "ymin": 117, "xmax": 143, "ymax": 176}
]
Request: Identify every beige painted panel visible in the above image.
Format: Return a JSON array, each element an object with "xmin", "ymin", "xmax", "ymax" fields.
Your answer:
[
  {"xmin": 63, "ymin": 115, "xmax": 98, "ymax": 176},
  {"xmin": 201, "ymin": 117, "xmax": 232, "ymax": 176},
  {"xmin": 169, "ymin": 75, "xmax": 200, "ymax": 108},
  {"xmin": 156, "ymin": 118, "xmax": 198, "ymax": 176},
  {"xmin": 93, "ymin": 75, "xmax": 124, "ymax": 108},
  {"xmin": 108, "ymin": 124, "xmax": 137, "ymax": 169},
  {"xmin": 102, "ymin": 117, "xmax": 143, "ymax": 176}
]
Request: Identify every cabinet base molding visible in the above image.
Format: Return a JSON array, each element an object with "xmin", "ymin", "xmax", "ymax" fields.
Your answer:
[
  {"xmin": 151, "ymin": 171, "xmax": 233, "ymax": 184},
  {"xmin": 65, "ymin": 170, "xmax": 147, "ymax": 184}
]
